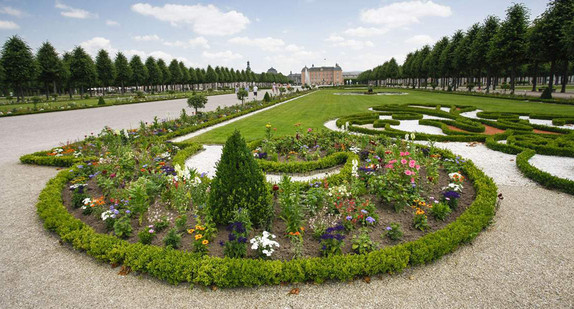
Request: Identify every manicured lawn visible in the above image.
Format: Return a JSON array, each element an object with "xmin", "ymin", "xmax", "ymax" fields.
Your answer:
[{"xmin": 190, "ymin": 89, "xmax": 574, "ymax": 144}]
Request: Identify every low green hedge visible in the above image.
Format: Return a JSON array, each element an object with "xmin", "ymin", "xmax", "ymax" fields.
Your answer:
[
  {"xmin": 392, "ymin": 113, "xmax": 423, "ymax": 120},
  {"xmin": 19, "ymin": 151, "xmax": 98, "ymax": 167},
  {"xmin": 516, "ymin": 150, "xmax": 574, "ymax": 195},
  {"xmin": 257, "ymin": 152, "xmax": 350, "ymax": 173},
  {"xmin": 37, "ymin": 147, "xmax": 496, "ymax": 287},
  {"xmin": 171, "ymin": 142, "xmax": 204, "ymax": 167},
  {"xmin": 551, "ymin": 118, "xmax": 574, "ymax": 126},
  {"xmin": 374, "ymin": 119, "xmax": 400, "ymax": 127}
]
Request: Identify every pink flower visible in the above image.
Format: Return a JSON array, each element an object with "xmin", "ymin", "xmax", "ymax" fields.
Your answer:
[
  {"xmin": 385, "ymin": 164, "xmax": 394, "ymax": 169},
  {"xmin": 405, "ymin": 152, "xmax": 410, "ymax": 156},
  {"xmin": 409, "ymin": 160, "xmax": 416, "ymax": 168},
  {"xmin": 415, "ymin": 165, "xmax": 420, "ymax": 170},
  {"xmin": 400, "ymin": 152, "xmax": 405, "ymax": 156},
  {"xmin": 389, "ymin": 159, "xmax": 397, "ymax": 164},
  {"xmin": 307, "ymin": 128, "xmax": 312, "ymax": 133},
  {"xmin": 401, "ymin": 159, "xmax": 407, "ymax": 165},
  {"xmin": 405, "ymin": 170, "xmax": 412, "ymax": 176},
  {"xmin": 411, "ymin": 178, "xmax": 415, "ymax": 183}
]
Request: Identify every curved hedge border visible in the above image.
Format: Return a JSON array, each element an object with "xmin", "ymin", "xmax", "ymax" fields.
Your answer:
[
  {"xmin": 516, "ymin": 150, "xmax": 574, "ymax": 195},
  {"xmin": 20, "ymin": 151, "xmax": 98, "ymax": 167},
  {"xmin": 257, "ymin": 152, "xmax": 350, "ymax": 174},
  {"xmin": 392, "ymin": 113, "xmax": 423, "ymax": 120},
  {"xmin": 374, "ymin": 119, "xmax": 400, "ymax": 127},
  {"xmin": 37, "ymin": 146, "xmax": 496, "ymax": 287}
]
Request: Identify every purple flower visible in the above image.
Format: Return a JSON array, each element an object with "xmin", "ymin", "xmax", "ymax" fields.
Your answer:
[
  {"xmin": 386, "ymin": 226, "xmax": 392, "ymax": 231},
  {"xmin": 443, "ymin": 190, "xmax": 461, "ymax": 199},
  {"xmin": 125, "ymin": 210, "xmax": 131, "ymax": 214},
  {"xmin": 334, "ymin": 234, "xmax": 345, "ymax": 241},
  {"xmin": 345, "ymin": 215, "xmax": 352, "ymax": 221},
  {"xmin": 148, "ymin": 229, "xmax": 154, "ymax": 233},
  {"xmin": 366, "ymin": 216, "xmax": 375, "ymax": 224},
  {"xmin": 77, "ymin": 165, "xmax": 84, "ymax": 169},
  {"xmin": 361, "ymin": 209, "xmax": 368, "ymax": 214}
]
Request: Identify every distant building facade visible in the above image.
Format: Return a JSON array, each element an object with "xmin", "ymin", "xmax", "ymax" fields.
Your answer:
[
  {"xmin": 301, "ymin": 64, "xmax": 343, "ymax": 86},
  {"xmin": 287, "ymin": 71, "xmax": 301, "ymax": 84},
  {"xmin": 267, "ymin": 67, "xmax": 278, "ymax": 74}
]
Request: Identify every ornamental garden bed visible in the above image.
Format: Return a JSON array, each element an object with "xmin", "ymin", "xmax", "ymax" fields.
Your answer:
[{"xmin": 59, "ymin": 129, "xmax": 476, "ymax": 261}]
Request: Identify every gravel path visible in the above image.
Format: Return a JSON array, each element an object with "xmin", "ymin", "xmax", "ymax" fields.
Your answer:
[
  {"xmin": 1, "ymin": 93, "xmax": 573, "ymax": 308},
  {"xmin": 529, "ymin": 154, "xmax": 574, "ymax": 181},
  {"xmin": 184, "ymin": 145, "xmax": 342, "ymax": 184}
]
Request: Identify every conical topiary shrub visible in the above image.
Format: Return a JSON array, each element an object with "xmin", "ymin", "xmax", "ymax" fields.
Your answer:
[{"xmin": 208, "ymin": 130, "xmax": 272, "ymax": 227}]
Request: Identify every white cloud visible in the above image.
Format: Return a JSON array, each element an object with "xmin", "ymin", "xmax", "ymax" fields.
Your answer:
[
  {"xmin": 55, "ymin": 1, "xmax": 98, "ymax": 19},
  {"xmin": 264, "ymin": 49, "xmax": 323, "ymax": 74},
  {"xmin": 405, "ymin": 34, "xmax": 434, "ymax": 45},
  {"xmin": 79, "ymin": 37, "xmax": 117, "ymax": 56},
  {"xmin": 187, "ymin": 37, "xmax": 210, "ymax": 49},
  {"xmin": 325, "ymin": 34, "xmax": 374, "ymax": 50},
  {"xmin": 228, "ymin": 36, "xmax": 285, "ymax": 51},
  {"xmin": 131, "ymin": 3, "xmax": 249, "ymax": 36},
  {"xmin": 361, "ymin": 0, "xmax": 451, "ymax": 27},
  {"xmin": 343, "ymin": 27, "xmax": 388, "ymax": 37},
  {"xmin": 105, "ymin": 20, "xmax": 119, "ymax": 26},
  {"xmin": 0, "ymin": 7, "xmax": 25, "ymax": 18},
  {"xmin": 133, "ymin": 34, "xmax": 161, "ymax": 42},
  {"xmin": 0, "ymin": 20, "xmax": 19, "ymax": 29},
  {"xmin": 202, "ymin": 50, "xmax": 243, "ymax": 63},
  {"xmin": 285, "ymin": 44, "xmax": 304, "ymax": 52}
]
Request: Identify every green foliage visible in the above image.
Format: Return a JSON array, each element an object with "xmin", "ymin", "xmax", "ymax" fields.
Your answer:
[
  {"xmin": 223, "ymin": 209, "xmax": 252, "ymax": 258},
  {"xmin": 187, "ymin": 93, "xmax": 207, "ymax": 114},
  {"xmin": 97, "ymin": 97, "xmax": 105, "ymax": 105},
  {"xmin": 540, "ymin": 87, "xmax": 552, "ymax": 99},
  {"xmin": 127, "ymin": 178, "xmax": 149, "ymax": 225},
  {"xmin": 175, "ymin": 214, "xmax": 187, "ymax": 232},
  {"xmin": 0, "ymin": 36, "xmax": 36, "ymax": 100},
  {"xmin": 237, "ymin": 88, "xmax": 248, "ymax": 103},
  {"xmin": 138, "ymin": 226, "xmax": 155, "ymax": 245},
  {"xmin": 384, "ymin": 222, "xmax": 403, "ymax": 241},
  {"xmin": 263, "ymin": 92, "xmax": 271, "ymax": 103},
  {"xmin": 278, "ymin": 175, "xmax": 303, "ymax": 234},
  {"xmin": 430, "ymin": 202, "xmax": 452, "ymax": 221},
  {"xmin": 113, "ymin": 216, "xmax": 132, "ymax": 238},
  {"xmin": 208, "ymin": 130, "xmax": 272, "ymax": 227},
  {"xmin": 95, "ymin": 49, "xmax": 115, "ymax": 88},
  {"xmin": 351, "ymin": 228, "xmax": 377, "ymax": 254},
  {"xmin": 163, "ymin": 228, "xmax": 182, "ymax": 249},
  {"xmin": 516, "ymin": 150, "xmax": 574, "ymax": 195},
  {"xmin": 413, "ymin": 213, "xmax": 429, "ymax": 231}
]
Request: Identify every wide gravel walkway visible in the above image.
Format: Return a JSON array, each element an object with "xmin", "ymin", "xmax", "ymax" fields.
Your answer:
[{"xmin": 1, "ymin": 92, "xmax": 573, "ymax": 308}]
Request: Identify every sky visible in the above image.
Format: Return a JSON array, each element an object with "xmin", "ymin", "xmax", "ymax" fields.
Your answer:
[{"xmin": 0, "ymin": 0, "xmax": 549, "ymax": 74}]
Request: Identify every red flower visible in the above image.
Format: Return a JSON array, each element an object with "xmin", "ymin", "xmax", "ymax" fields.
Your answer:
[{"xmin": 272, "ymin": 184, "xmax": 279, "ymax": 191}]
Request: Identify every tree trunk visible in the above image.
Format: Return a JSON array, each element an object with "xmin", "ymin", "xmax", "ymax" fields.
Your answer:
[
  {"xmin": 531, "ymin": 62, "xmax": 538, "ymax": 92},
  {"xmin": 510, "ymin": 65, "xmax": 516, "ymax": 94},
  {"xmin": 548, "ymin": 60, "xmax": 556, "ymax": 92},
  {"xmin": 45, "ymin": 83, "xmax": 50, "ymax": 100},
  {"xmin": 561, "ymin": 60, "xmax": 568, "ymax": 93}
]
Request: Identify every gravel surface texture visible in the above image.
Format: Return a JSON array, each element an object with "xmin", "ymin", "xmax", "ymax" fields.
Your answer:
[
  {"xmin": 529, "ymin": 154, "xmax": 574, "ymax": 181},
  {"xmin": 1, "ymin": 93, "xmax": 573, "ymax": 308}
]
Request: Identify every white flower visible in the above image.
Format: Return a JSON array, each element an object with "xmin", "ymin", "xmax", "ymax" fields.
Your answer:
[
  {"xmin": 405, "ymin": 134, "xmax": 409, "ymax": 141},
  {"xmin": 82, "ymin": 198, "xmax": 91, "ymax": 205},
  {"xmin": 351, "ymin": 159, "xmax": 359, "ymax": 178},
  {"xmin": 349, "ymin": 146, "xmax": 361, "ymax": 154},
  {"xmin": 101, "ymin": 210, "xmax": 112, "ymax": 221}
]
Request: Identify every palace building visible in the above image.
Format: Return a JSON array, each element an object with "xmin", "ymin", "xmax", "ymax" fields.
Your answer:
[{"xmin": 301, "ymin": 64, "xmax": 343, "ymax": 86}]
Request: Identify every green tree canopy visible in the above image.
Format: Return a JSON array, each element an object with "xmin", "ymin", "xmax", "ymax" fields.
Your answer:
[
  {"xmin": 95, "ymin": 49, "xmax": 115, "ymax": 90},
  {"xmin": 114, "ymin": 52, "xmax": 132, "ymax": 93},
  {"xmin": 0, "ymin": 35, "xmax": 36, "ymax": 101},
  {"xmin": 36, "ymin": 41, "xmax": 62, "ymax": 98}
]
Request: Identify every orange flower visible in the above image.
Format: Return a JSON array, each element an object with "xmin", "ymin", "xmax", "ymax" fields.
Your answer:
[
  {"xmin": 300, "ymin": 226, "xmax": 305, "ymax": 232},
  {"xmin": 194, "ymin": 234, "xmax": 203, "ymax": 240},
  {"xmin": 187, "ymin": 229, "xmax": 195, "ymax": 234},
  {"xmin": 202, "ymin": 240, "xmax": 209, "ymax": 245}
]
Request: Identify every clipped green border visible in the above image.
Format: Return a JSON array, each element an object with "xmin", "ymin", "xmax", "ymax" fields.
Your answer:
[
  {"xmin": 37, "ymin": 147, "xmax": 496, "ymax": 287},
  {"xmin": 516, "ymin": 150, "xmax": 574, "ymax": 195}
]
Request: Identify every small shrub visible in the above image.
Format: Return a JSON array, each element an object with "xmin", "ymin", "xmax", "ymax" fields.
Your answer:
[
  {"xmin": 163, "ymin": 228, "xmax": 181, "ymax": 249},
  {"xmin": 442, "ymin": 190, "xmax": 461, "ymax": 209},
  {"xmin": 540, "ymin": 87, "xmax": 552, "ymax": 99},
  {"xmin": 351, "ymin": 228, "xmax": 377, "ymax": 254},
  {"xmin": 384, "ymin": 222, "xmax": 403, "ymax": 241},
  {"xmin": 113, "ymin": 216, "xmax": 132, "ymax": 238},
  {"xmin": 413, "ymin": 210, "xmax": 429, "ymax": 231},
  {"xmin": 263, "ymin": 92, "xmax": 271, "ymax": 103},
  {"xmin": 208, "ymin": 130, "xmax": 272, "ymax": 227},
  {"xmin": 430, "ymin": 202, "xmax": 452, "ymax": 221},
  {"xmin": 320, "ymin": 224, "xmax": 345, "ymax": 257},
  {"xmin": 97, "ymin": 97, "xmax": 105, "ymax": 105},
  {"xmin": 154, "ymin": 217, "xmax": 170, "ymax": 233},
  {"xmin": 223, "ymin": 209, "xmax": 252, "ymax": 258},
  {"xmin": 175, "ymin": 214, "xmax": 187, "ymax": 232},
  {"xmin": 138, "ymin": 225, "xmax": 156, "ymax": 244}
]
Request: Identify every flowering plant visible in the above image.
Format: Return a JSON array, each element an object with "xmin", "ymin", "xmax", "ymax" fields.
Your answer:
[
  {"xmin": 320, "ymin": 224, "xmax": 346, "ymax": 257},
  {"xmin": 250, "ymin": 231, "xmax": 280, "ymax": 258}
]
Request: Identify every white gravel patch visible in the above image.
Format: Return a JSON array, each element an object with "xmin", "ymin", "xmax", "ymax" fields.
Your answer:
[
  {"xmin": 423, "ymin": 115, "xmax": 450, "ymax": 120},
  {"xmin": 459, "ymin": 109, "xmax": 482, "ymax": 119},
  {"xmin": 529, "ymin": 154, "xmax": 574, "ymax": 181},
  {"xmin": 324, "ymin": 119, "xmax": 344, "ymax": 132},
  {"xmin": 171, "ymin": 92, "xmax": 314, "ymax": 142},
  {"xmin": 379, "ymin": 115, "xmax": 393, "ymax": 120},
  {"xmin": 410, "ymin": 105, "xmax": 451, "ymax": 113},
  {"xmin": 426, "ymin": 142, "xmax": 536, "ymax": 186},
  {"xmin": 524, "ymin": 118, "xmax": 574, "ymax": 130},
  {"xmin": 390, "ymin": 120, "xmax": 446, "ymax": 136},
  {"xmin": 184, "ymin": 144, "xmax": 343, "ymax": 183}
]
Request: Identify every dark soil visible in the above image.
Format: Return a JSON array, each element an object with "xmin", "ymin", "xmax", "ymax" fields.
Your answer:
[{"xmin": 62, "ymin": 166, "xmax": 476, "ymax": 261}]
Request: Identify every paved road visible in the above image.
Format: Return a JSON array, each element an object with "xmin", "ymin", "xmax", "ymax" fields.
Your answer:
[{"xmin": 0, "ymin": 90, "xmax": 573, "ymax": 308}]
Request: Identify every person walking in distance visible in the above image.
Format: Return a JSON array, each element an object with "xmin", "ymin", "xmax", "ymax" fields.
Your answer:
[{"xmin": 253, "ymin": 85, "xmax": 258, "ymax": 99}]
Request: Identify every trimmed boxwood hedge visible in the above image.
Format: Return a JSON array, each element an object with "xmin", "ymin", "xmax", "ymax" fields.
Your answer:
[
  {"xmin": 392, "ymin": 112, "xmax": 423, "ymax": 120},
  {"xmin": 36, "ymin": 147, "xmax": 497, "ymax": 287},
  {"xmin": 516, "ymin": 150, "xmax": 574, "ymax": 195},
  {"xmin": 374, "ymin": 119, "xmax": 400, "ymax": 127},
  {"xmin": 19, "ymin": 151, "xmax": 98, "ymax": 167},
  {"xmin": 257, "ymin": 152, "xmax": 350, "ymax": 173}
]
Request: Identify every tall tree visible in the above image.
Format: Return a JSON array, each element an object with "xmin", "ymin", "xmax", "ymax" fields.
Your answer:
[
  {"xmin": 145, "ymin": 56, "xmax": 160, "ymax": 92},
  {"xmin": 157, "ymin": 59, "xmax": 169, "ymax": 92},
  {"xmin": 168, "ymin": 59, "xmax": 181, "ymax": 90},
  {"xmin": 205, "ymin": 65, "xmax": 218, "ymax": 89},
  {"xmin": 114, "ymin": 52, "xmax": 132, "ymax": 94},
  {"xmin": 472, "ymin": 16, "xmax": 500, "ymax": 92},
  {"xmin": 188, "ymin": 67, "xmax": 197, "ymax": 89},
  {"xmin": 427, "ymin": 37, "xmax": 448, "ymax": 88},
  {"xmin": 69, "ymin": 46, "xmax": 96, "ymax": 96},
  {"xmin": 36, "ymin": 41, "xmax": 62, "ymax": 99},
  {"xmin": 129, "ymin": 55, "xmax": 147, "ymax": 91},
  {"xmin": 179, "ymin": 61, "xmax": 189, "ymax": 90},
  {"xmin": 95, "ymin": 49, "xmax": 115, "ymax": 95},
  {"xmin": 439, "ymin": 30, "xmax": 464, "ymax": 89},
  {"xmin": 0, "ymin": 36, "xmax": 36, "ymax": 101},
  {"xmin": 491, "ymin": 3, "xmax": 529, "ymax": 94}
]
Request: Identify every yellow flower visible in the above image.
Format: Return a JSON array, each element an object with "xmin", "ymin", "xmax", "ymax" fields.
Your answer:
[
  {"xmin": 187, "ymin": 229, "xmax": 195, "ymax": 234},
  {"xmin": 202, "ymin": 240, "xmax": 209, "ymax": 245},
  {"xmin": 195, "ymin": 234, "xmax": 203, "ymax": 240},
  {"xmin": 265, "ymin": 123, "xmax": 272, "ymax": 128}
]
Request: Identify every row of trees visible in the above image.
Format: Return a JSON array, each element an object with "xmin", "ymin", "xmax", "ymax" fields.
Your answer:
[
  {"xmin": 0, "ymin": 36, "xmax": 291, "ymax": 102},
  {"xmin": 358, "ymin": 0, "xmax": 574, "ymax": 96}
]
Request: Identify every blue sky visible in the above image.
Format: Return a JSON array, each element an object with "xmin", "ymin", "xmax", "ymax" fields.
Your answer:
[{"xmin": 0, "ymin": 0, "xmax": 548, "ymax": 74}]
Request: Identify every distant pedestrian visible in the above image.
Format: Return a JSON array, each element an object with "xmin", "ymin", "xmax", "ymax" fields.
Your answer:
[
  {"xmin": 272, "ymin": 82, "xmax": 277, "ymax": 95},
  {"xmin": 253, "ymin": 85, "xmax": 258, "ymax": 98},
  {"xmin": 234, "ymin": 84, "xmax": 239, "ymax": 94}
]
